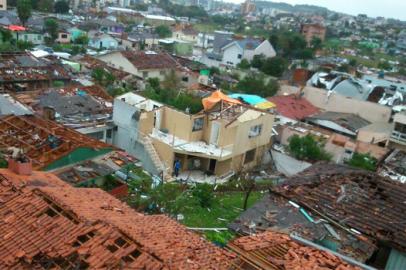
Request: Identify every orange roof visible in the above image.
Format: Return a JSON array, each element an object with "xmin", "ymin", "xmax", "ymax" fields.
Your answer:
[
  {"xmin": 202, "ymin": 90, "xmax": 241, "ymax": 111},
  {"xmin": 229, "ymin": 231, "xmax": 360, "ymax": 270},
  {"xmin": 0, "ymin": 169, "xmax": 235, "ymax": 269}
]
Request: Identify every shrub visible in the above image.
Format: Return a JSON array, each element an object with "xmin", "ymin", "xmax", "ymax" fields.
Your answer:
[
  {"xmin": 288, "ymin": 134, "xmax": 332, "ymax": 162},
  {"xmin": 192, "ymin": 183, "xmax": 214, "ymax": 208}
]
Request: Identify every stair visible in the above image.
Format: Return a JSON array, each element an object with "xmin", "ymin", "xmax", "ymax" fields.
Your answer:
[{"xmin": 141, "ymin": 135, "xmax": 170, "ymax": 181}]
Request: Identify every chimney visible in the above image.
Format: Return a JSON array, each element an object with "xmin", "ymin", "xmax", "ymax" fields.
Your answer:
[{"xmin": 8, "ymin": 154, "xmax": 32, "ymax": 176}]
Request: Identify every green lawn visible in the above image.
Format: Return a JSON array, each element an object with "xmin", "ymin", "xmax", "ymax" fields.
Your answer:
[
  {"xmin": 180, "ymin": 191, "xmax": 265, "ymax": 245},
  {"xmin": 194, "ymin": 23, "xmax": 218, "ymax": 33}
]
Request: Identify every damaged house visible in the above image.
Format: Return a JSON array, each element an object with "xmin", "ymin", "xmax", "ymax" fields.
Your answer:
[
  {"xmin": 230, "ymin": 163, "xmax": 406, "ymax": 269},
  {"xmin": 0, "ymin": 52, "xmax": 71, "ymax": 92},
  {"xmin": 12, "ymin": 85, "xmax": 115, "ymax": 144},
  {"xmin": 307, "ymin": 71, "xmax": 406, "ymax": 111},
  {"xmin": 112, "ymin": 91, "xmax": 274, "ymax": 182},
  {"xmin": 0, "ymin": 163, "xmax": 235, "ymax": 269},
  {"xmin": 0, "ymin": 114, "xmax": 113, "ymax": 171}
]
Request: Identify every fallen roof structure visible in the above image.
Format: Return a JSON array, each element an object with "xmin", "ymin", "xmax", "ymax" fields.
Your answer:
[
  {"xmin": 379, "ymin": 149, "xmax": 406, "ymax": 183},
  {"xmin": 0, "ymin": 115, "xmax": 112, "ymax": 170},
  {"xmin": 0, "ymin": 52, "xmax": 71, "ymax": 91},
  {"xmin": 272, "ymin": 163, "xmax": 406, "ymax": 256},
  {"xmin": 13, "ymin": 85, "xmax": 114, "ymax": 130},
  {"xmin": 228, "ymin": 231, "xmax": 361, "ymax": 270},
  {"xmin": 0, "ymin": 167, "xmax": 235, "ymax": 269}
]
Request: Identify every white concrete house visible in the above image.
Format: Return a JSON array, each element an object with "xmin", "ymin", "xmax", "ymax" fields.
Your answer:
[{"xmin": 221, "ymin": 39, "xmax": 276, "ymax": 67}]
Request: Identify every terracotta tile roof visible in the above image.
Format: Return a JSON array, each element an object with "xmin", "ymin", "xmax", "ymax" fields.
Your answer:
[
  {"xmin": 272, "ymin": 163, "xmax": 406, "ymax": 254},
  {"xmin": 228, "ymin": 231, "xmax": 360, "ymax": 270},
  {"xmin": 121, "ymin": 51, "xmax": 178, "ymax": 70},
  {"xmin": 0, "ymin": 115, "xmax": 112, "ymax": 169},
  {"xmin": 0, "ymin": 169, "xmax": 235, "ymax": 269},
  {"xmin": 268, "ymin": 95, "xmax": 319, "ymax": 120}
]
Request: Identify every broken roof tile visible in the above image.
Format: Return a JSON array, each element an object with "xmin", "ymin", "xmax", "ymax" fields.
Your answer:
[{"xmin": 0, "ymin": 168, "xmax": 234, "ymax": 269}]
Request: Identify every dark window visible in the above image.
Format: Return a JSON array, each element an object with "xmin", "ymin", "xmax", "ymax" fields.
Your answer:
[
  {"xmin": 182, "ymin": 76, "xmax": 189, "ymax": 82},
  {"xmin": 249, "ymin": 125, "xmax": 262, "ymax": 138},
  {"xmin": 238, "ymin": 54, "xmax": 242, "ymax": 59},
  {"xmin": 61, "ymin": 34, "xmax": 68, "ymax": 38},
  {"xmin": 107, "ymin": 129, "xmax": 112, "ymax": 139},
  {"xmin": 192, "ymin": 117, "xmax": 204, "ymax": 131},
  {"xmin": 244, "ymin": 149, "xmax": 256, "ymax": 164}
]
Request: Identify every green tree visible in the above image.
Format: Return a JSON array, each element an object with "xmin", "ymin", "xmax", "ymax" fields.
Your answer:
[
  {"xmin": 38, "ymin": 0, "xmax": 54, "ymax": 12},
  {"xmin": 44, "ymin": 18, "xmax": 59, "ymax": 45},
  {"xmin": 237, "ymin": 59, "xmax": 250, "ymax": 70},
  {"xmin": 192, "ymin": 184, "xmax": 214, "ymax": 208},
  {"xmin": 155, "ymin": 25, "xmax": 172, "ymax": 38},
  {"xmin": 288, "ymin": 134, "xmax": 332, "ymax": 162},
  {"xmin": 251, "ymin": 54, "xmax": 266, "ymax": 69},
  {"xmin": 0, "ymin": 28, "xmax": 13, "ymax": 43},
  {"xmin": 260, "ymin": 56, "xmax": 288, "ymax": 77},
  {"xmin": 16, "ymin": 40, "xmax": 34, "ymax": 50},
  {"xmin": 346, "ymin": 153, "xmax": 377, "ymax": 171},
  {"xmin": 161, "ymin": 70, "xmax": 181, "ymax": 90},
  {"xmin": 378, "ymin": 61, "xmax": 391, "ymax": 70},
  {"xmin": 74, "ymin": 34, "xmax": 89, "ymax": 45},
  {"xmin": 349, "ymin": 58, "xmax": 357, "ymax": 67},
  {"xmin": 17, "ymin": 0, "xmax": 32, "ymax": 26},
  {"xmin": 310, "ymin": 37, "xmax": 323, "ymax": 50},
  {"xmin": 54, "ymin": 0, "xmax": 69, "ymax": 13},
  {"xmin": 234, "ymin": 74, "xmax": 279, "ymax": 97},
  {"xmin": 91, "ymin": 68, "xmax": 116, "ymax": 87}
]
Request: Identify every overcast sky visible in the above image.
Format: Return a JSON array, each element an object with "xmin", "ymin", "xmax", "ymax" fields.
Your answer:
[{"xmin": 225, "ymin": 0, "xmax": 406, "ymax": 21}]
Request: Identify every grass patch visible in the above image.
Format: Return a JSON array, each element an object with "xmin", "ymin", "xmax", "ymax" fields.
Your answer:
[
  {"xmin": 180, "ymin": 191, "xmax": 264, "ymax": 245},
  {"xmin": 194, "ymin": 23, "xmax": 218, "ymax": 32}
]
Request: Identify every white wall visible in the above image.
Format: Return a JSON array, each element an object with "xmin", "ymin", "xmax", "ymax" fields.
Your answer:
[
  {"xmin": 222, "ymin": 44, "xmax": 243, "ymax": 67},
  {"xmin": 97, "ymin": 52, "xmax": 137, "ymax": 75},
  {"xmin": 254, "ymin": 40, "xmax": 277, "ymax": 59}
]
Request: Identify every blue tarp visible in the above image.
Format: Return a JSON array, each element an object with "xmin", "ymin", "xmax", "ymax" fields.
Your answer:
[{"xmin": 228, "ymin": 93, "xmax": 268, "ymax": 105}]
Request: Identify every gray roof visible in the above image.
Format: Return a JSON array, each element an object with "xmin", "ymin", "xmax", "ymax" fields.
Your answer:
[
  {"xmin": 0, "ymin": 94, "xmax": 32, "ymax": 116},
  {"xmin": 38, "ymin": 91, "xmax": 105, "ymax": 116},
  {"xmin": 333, "ymin": 79, "xmax": 372, "ymax": 100},
  {"xmin": 306, "ymin": 111, "xmax": 371, "ymax": 133},
  {"xmin": 235, "ymin": 38, "xmax": 262, "ymax": 50}
]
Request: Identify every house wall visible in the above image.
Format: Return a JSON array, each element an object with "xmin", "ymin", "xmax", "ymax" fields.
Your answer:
[
  {"xmin": 57, "ymin": 32, "xmax": 71, "ymax": 44},
  {"xmin": 357, "ymin": 127, "xmax": 392, "ymax": 144},
  {"xmin": 14, "ymin": 32, "xmax": 44, "ymax": 45},
  {"xmin": 303, "ymin": 86, "xmax": 391, "ymax": 123},
  {"xmin": 394, "ymin": 113, "xmax": 406, "ymax": 125},
  {"xmin": 0, "ymin": 0, "xmax": 6, "ymax": 10},
  {"xmin": 89, "ymin": 37, "xmax": 118, "ymax": 49},
  {"xmin": 231, "ymin": 112, "xmax": 274, "ymax": 156},
  {"xmin": 98, "ymin": 52, "xmax": 137, "ymax": 75},
  {"xmin": 222, "ymin": 44, "xmax": 243, "ymax": 67},
  {"xmin": 253, "ymin": 40, "xmax": 277, "ymax": 59},
  {"xmin": 215, "ymin": 158, "xmax": 232, "ymax": 175},
  {"xmin": 161, "ymin": 106, "xmax": 195, "ymax": 141},
  {"xmin": 151, "ymin": 137, "xmax": 175, "ymax": 174},
  {"xmin": 112, "ymin": 98, "xmax": 159, "ymax": 175}
]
